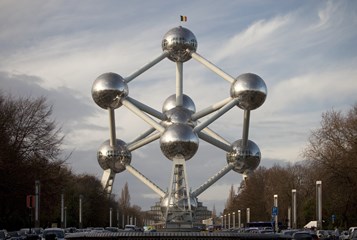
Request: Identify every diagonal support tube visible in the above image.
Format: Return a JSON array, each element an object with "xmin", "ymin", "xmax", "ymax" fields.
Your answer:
[
  {"xmin": 194, "ymin": 98, "xmax": 238, "ymax": 133},
  {"xmin": 198, "ymin": 131, "xmax": 232, "ymax": 152},
  {"xmin": 126, "ymin": 165, "xmax": 166, "ymax": 198},
  {"xmin": 192, "ymin": 97, "xmax": 232, "ymax": 121},
  {"xmin": 191, "ymin": 164, "xmax": 234, "ymax": 197},
  {"xmin": 189, "ymin": 51, "xmax": 235, "ymax": 84},
  {"xmin": 122, "ymin": 98, "xmax": 165, "ymax": 133},
  {"xmin": 126, "ymin": 96, "xmax": 165, "ymax": 120},
  {"xmin": 128, "ymin": 131, "xmax": 161, "ymax": 152},
  {"xmin": 125, "ymin": 51, "xmax": 169, "ymax": 83}
]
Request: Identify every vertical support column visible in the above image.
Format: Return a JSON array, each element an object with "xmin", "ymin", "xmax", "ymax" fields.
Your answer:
[
  {"xmin": 109, "ymin": 109, "xmax": 116, "ymax": 146},
  {"xmin": 242, "ymin": 110, "xmax": 250, "ymax": 148},
  {"xmin": 292, "ymin": 189, "xmax": 297, "ymax": 229},
  {"xmin": 35, "ymin": 180, "xmax": 40, "ymax": 228},
  {"xmin": 176, "ymin": 62, "xmax": 183, "ymax": 106},
  {"xmin": 165, "ymin": 158, "xmax": 193, "ymax": 228},
  {"xmin": 316, "ymin": 181, "xmax": 322, "ymax": 229},
  {"xmin": 274, "ymin": 194, "xmax": 278, "ymax": 232}
]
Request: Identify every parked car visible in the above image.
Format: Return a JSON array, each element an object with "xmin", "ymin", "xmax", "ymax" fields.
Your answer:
[
  {"xmin": 0, "ymin": 230, "xmax": 10, "ymax": 240},
  {"xmin": 350, "ymin": 229, "xmax": 357, "ymax": 240},
  {"xmin": 105, "ymin": 227, "xmax": 120, "ymax": 232},
  {"xmin": 339, "ymin": 231, "xmax": 349, "ymax": 240},
  {"xmin": 292, "ymin": 231, "xmax": 313, "ymax": 240},
  {"xmin": 124, "ymin": 225, "xmax": 140, "ymax": 231},
  {"xmin": 41, "ymin": 228, "xmax": 64, "ymax": 240},
  {"xmin": 349, "ymin": 228, "xmax": 357, "ymax": 237},
  {"xmin": 317, "ymin": 230, "xmax": 330, "ymax": 240}
]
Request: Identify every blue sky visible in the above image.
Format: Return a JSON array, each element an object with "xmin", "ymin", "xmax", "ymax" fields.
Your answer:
[{"xmin": 1, "ymin": 0, "xmax": 356, "ymax": 214}]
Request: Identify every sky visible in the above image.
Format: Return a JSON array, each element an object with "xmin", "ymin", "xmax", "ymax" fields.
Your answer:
[{"xmin": 1, "ymin": 0, "xmax": 356, "ymax": 214}]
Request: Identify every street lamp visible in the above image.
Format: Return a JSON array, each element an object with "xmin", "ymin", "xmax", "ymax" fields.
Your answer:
[
  {"xmin": 233, "ymin": 212, "xmax": 236, "ymax": 228},
  {"xmin": 238, "ymin": 210, "xmax": 241, "ymax": 228},
  {"xmin": 274, "ymin": 194, "xmax": 278, "ymax": 232},
  {"xmin": 316, "ymin": 181, "xmax": 322, "ymax": 229},
  {"xmin": 246, "ymin": 208, "xmax": 250, "ymax": 224},
  {"xmin": 292, "ymin": 189, "xmax": 297, "ymax": 229}
]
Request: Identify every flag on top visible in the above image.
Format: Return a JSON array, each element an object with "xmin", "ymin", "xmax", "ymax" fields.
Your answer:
[{"xmin": 180, "ymin": 15, "xmax": 187, "ymax": 22}]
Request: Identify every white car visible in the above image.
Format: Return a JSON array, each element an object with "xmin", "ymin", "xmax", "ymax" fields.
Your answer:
[
  {"xmin": 41, "ymin": 228, "xmax": 65, "ymax": 240},
  {"xmin": 124, "ymin": 225, "xmax": 137, "ymax": 231}
]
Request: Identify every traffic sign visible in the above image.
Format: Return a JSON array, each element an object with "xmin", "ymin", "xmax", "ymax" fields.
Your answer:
[
  {"xmin": 26, "ymin": 195, "xmax": 35, "ymax": 208},
  {"xmin": 272, "ymin": 206, "xmax": 278, "ymax": 216}
]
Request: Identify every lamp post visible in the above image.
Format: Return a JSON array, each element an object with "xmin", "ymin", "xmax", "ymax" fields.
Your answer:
[
  {"xmin": 228, "ymin": 213, "xmax": 230, "ymax": 229},
  {"xmin": 79, "ymin": 195, "xmax": 83, "ymax": 229},
  {"xmin": 246, "ymin": 208, "xmax": 250, "ymax": 224},
  {"xmin": 224, "ymin": 214, "xmax": 227, "ymax": 229},
  {"xmin": 233, "ymin": 212, "xmax": 236, "ymax": 228},
  {"xmin": 35, "ymin": 180, "xmax": 40, "ymax": 228},
  {"xmin": 292, "ymin": 189, "xmax": 297, "ymax": 229},
  {"xmin": 61, "ymin": 193, "xmax": 64, "ymax": 228},
  {"xmin": 274, "ymin": 194, "xmax": 278, "ymax": 232},
  {"xmin": 316, "ymin": 181, "xmax": 322, "ymax": 229},
  {"xmin": 109, "ymin": 208, "xmax": 113, "ymax": 227},
  {"xmin": 238, "ymin": 210, "xmax": 241, "ymax": 228}
]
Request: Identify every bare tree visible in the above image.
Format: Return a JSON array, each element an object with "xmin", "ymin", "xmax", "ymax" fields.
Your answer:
[
  {"xmin": 0, "ymin": 94, "xmax": 65, "ymax": 229},
  {"xmin": 119, "ymin": 182, "xmax": 131, "ymax": 211},
  {"xmin": 303, "ymin": 104, "xmax": 357, "ymax": 228}
]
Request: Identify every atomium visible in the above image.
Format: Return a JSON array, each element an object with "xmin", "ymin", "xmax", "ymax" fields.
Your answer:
[
  {"xmin": 97, "ymin": 139, "xmax": 131, "ymax": 173},
  {"xmin": 230, "ymin": 73, "xmax": 267, "ymax": 110},
  {"xmin": 92, "ymin": 72, "xmax": 128, "ymax": 109},
  {"xmin": 226, "ymin": 139, "xmax": 261, "ymax": 175},
  {"xmin": 92, "ymin": 25, "xmax": 267, "ymax": 228},
  {"xmin": 160, "ymin": 124, "xmax": 199, "ymax": 161},
  {"xmin": 162, "ymin": 26, "xmax": 197, "ymax": 62}
]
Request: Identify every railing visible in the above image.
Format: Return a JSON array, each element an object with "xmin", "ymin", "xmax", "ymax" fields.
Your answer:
[{"xmin": 65, "ymin": 231, "xmax": 292, "ymax": 240}]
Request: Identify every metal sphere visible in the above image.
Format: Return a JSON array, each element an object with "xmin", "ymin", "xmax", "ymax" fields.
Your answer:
[
  {"xmin": 97, "ymin": 139, "xmax": 131, "ymax": 173},
  {"xmin": 160, "ymin": 194, "xmax": 198, "ymax": 215},
  {"xmin": 226, "ymin": 139, "xmax": 261, "ymax": 174},
  {"xmin": 162, "ymin": 26, "xmax": 197, "ymax": 62},
  {"xmin": 161, "ymin": 106, "xmax": 196, "ymax": 128},
  {"xmin": 160, "ymin": 124, "xmax": 199, "ymax": 161},
  {"xmin": 162, "ymin": 94, "xmax": 196, "ymax": 114},
  {"xmin": 230, "ymin": 73, "xmax": 267, "ymax": 110},
  {"xmin": 92, "ymin": 72, "xmax": 129, "ymax": 109}
]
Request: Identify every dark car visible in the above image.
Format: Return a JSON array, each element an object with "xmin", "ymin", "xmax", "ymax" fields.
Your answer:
[
  {"xmin": 292, "ymin": 231, "xmax": 313, "ymax": 240},
  {"xmin": 350, "ymin": 229, "xmax": 357, "ymax": 240},
  {"xmin": 0, "ymin": 230, "xmax": 10, "ymax": 240}
]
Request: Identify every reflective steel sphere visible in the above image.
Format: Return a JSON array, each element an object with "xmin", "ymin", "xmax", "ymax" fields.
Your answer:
[
  {"xmin": 230, "ymin": 73, "xmax": 267, "ymax": 110},
  {"xmin": 226, "ymin": 139, "xmax": 261, "ymax": 174},
  {"xmin": 162, "ymin": 94, "xmax": 196, "ymax": 114},
  {"xmin": 162, "ymin": 26, "xmax": 197, "ymax": 62},
  {"xmin": 92, "ymin": 72, "xmax": 129, "ymax": 109},
  {"xmin": 160, "ymin": 194, "xmax": 198, "ymax": 216},
  {"xmin": 161, "ymin": 106, "xmax": 196, "ymax": 128},
  {"xmin": 97, "ymin": 139, "xmax": 131, "ymax": 173},
  {"xmin": 160, "ymin": 124, "xmax": 199, "ymax": 161}
]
